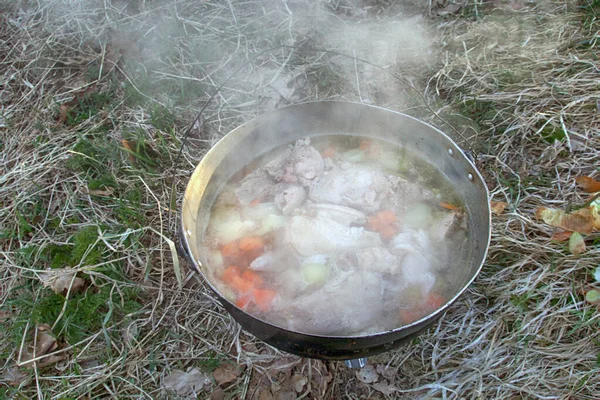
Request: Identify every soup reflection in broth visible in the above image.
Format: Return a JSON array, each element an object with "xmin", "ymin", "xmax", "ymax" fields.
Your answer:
[{"xmin": 201, "ymin": 136, "xmax": 470, "ymax": 336}]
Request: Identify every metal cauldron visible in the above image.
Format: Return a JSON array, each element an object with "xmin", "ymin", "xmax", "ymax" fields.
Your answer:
[{"xmin": 179, "ymin": 101, "xmax": 491, "ymax": 361}]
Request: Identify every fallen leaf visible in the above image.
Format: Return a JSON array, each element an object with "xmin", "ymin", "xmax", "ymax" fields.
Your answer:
[
  {"xmin": 375, "ymin": 364, "xmax": 397, "ymax": 380},
  {"xmin": 58, "ymin": 104, "xmax": 69, "ymax": 124},
  {"xmin": 372, "ymin": 382, "xmax": 397, "ymax": 396},
  {"xmin": 292, "ymin": 374, "xmax": 307, "ymax": 393},
  {"xmin": 258, "ymin": 389, "xmax": 274, "ymax": 400},
  {"xmin": 121, "ymin": 139, "xmax": 137, "ymax": 162},
  {"xmin": 535, "ymin": 207, "xmax": 595, "ymax": 235},
  {"xmin": 586, "ymin": 289, "xmax": 600, "ymax": 304},
  {"xmin": 210, "ymin": 388, "xmax": 226, "ymax": 400},
  {"xmin": 550, "ymin": 230, "xmax": 573, "ymax": 242},
  {"xmin": 568, "ymin": 232, "xmax": 586, "ymax": 255},
  {"xmin": 0, "ymin": 366, "xmax": 27, "ymax": 386},
  {"xmin": 163, "ymin": 369, "xmax": 211, "ymax": 396},
  {"xmin": 576, "ymin": 176, "xmax": 600, "ymax": 193},
  {"xmin": 356, "ymin": 364, "xmax": 378, "ymax": 384},
  {"xmin": 0, "ymin": 310, "xmax": 12, "ymax": 321},
  {"xmin": 20, "ymin": 324, "xmax": 66, "ymax": 368},
  {"xmin": 490, "ymin": 201, "xmax": 508, "ymax": 216},
  {"xmin": 594, "ymin": 267, "xmax": 600, "ymax": 283},
  {"xmin": 39, "ymin": 268, "xmax": 85, "ymax": 294},
  {"xmin": 212, "ymin": 365, "xmax": 238, "ymax": 386}
]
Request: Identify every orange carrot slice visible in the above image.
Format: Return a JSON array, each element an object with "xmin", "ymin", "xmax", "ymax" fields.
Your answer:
[
  {"xmin": 235, "ymin": 295, "xmax": 251, "ymax": 309},
  {"xmin": 221, "ymin": 241, "xmax": 241, "ymax": 259},
  {"xmin": 321, "ymin": 146, "xmax": 336, "ymax": 158},
  {"xmin": 252, "ymin": 289, "xmax": 277, "ymax": 312},
  {"xmin": 222, "ymin": 265, "xmax": 242, "ymax": 285},
  {"xmin": 241, "ymin": 270, "xmax": 264, "ymax": 288},
  {"xmin": 439, "ymin": 202, "xmax": 459, "ymax": 211},
  {"xmin": 425, "ymin": 294, "xmax": 446, "ymax": 311}
]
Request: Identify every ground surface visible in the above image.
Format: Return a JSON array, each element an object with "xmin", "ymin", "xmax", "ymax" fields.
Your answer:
[{"xmin": 1, "ymin": 0, "xmax": 599, "ymax": 399}]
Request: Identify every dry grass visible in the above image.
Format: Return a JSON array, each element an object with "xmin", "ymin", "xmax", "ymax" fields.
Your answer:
[{"xmin": 0, "ymin": 0, "xmax": 599, "ymax": 399}]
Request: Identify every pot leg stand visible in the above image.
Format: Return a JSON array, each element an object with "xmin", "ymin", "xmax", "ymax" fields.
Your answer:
[{"xmin": 344, "ymin": 358, "xmax": 368, "ymax": 368}]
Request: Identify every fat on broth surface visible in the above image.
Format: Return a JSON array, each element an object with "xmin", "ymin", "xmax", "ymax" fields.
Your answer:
[{"xmin": 201, "ymin": 135, "xmax": 470, "ymax": 336}]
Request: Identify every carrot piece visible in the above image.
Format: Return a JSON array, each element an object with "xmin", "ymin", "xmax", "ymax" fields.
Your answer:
[
  {"xmin": 235, "ymin": 295, "xmax": 251, "ymax": 309},
  {"xmin": 377, "ymin": 210, "xmax": 397, "ymax": 224},
  {"xmin": 321, "ymin": 146, "xmax": 336, "ymax": 158},
  {"xmin": 359, "ymin": 140, "xmax": 372, "ymax": 151},
  {"xmin": 249, "ymin": 198, "xmax": 262, "ymax": 207},
  {"xmin": 399, "ymin": 308, "xmax": 425, "ymax": 325},
  {"xmin": 439, "ymin": 202, "xmax": 459, "ymax": 211},
  {"xmin": 252, "ymin": 288, "xmax": 277, "ymax": 312},
  {"xmin": 238, "ymin": 236, "xmax": 265, "ymax": 259},
  {"xmin": 222, "ymin": 265, "xmax": 242, "ymax": 285},
  {"xmin": 425, "ymin": 294, "xmax": 446, "ymax": 311},
  {"xmin": 379, "ymin": 225, "xmax": 399, "ymax": 240},
  {"xmin": 231, "ymin": 276, "xmax": 254, "ymax": 294},
  {"xmin": 241, "ymin": 270, "xmax": 264, "ymax": 287},
  {"xmin": 220, "ymin": 241, "xmax": 241, "ymax": 259}
]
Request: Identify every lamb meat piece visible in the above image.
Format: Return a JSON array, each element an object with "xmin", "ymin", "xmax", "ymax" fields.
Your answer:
[
  {"xmin": 430, "ymin": 209, "xmax": 463, "ymax": 240},
  {"xmin": 389, "ymin": 179, "xmax": 436, "ymax": 213},
  {"xmin": 234, "ymin": 169, "xmax": 277, "ymax": 206},
  {"xmin": 305, "ymin": 203, "xmax": 367, "ymax": 226},
  {"xmin": 309, "ymin": 162, "xmax": 397, "ymax": 213},
  {"xmin": 274, "ymin": 184, "xmax": 307, "ymax": 215},
  {"xmin": 284, "ymin": 215, "xmax": 382, "ymax": 257},
  {"xmin": 278, "ymin": 270, "xmax": 385, "ymax": 335},
  {"xmin": 265, "ymin": 139, "xmax": 324, "ymax": 187},
  {"xmin": 354, "ymin": 247, "xmax": 401, "ymax": 274}
]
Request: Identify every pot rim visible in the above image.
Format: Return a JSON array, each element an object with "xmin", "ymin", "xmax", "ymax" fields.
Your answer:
[{"xmin": 180, "ymin": 100, "xmax": 492, "ymax": 340}]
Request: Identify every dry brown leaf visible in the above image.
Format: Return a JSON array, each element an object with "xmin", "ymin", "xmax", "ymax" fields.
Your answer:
[
  {"xmin": 576, "ymin": 176, "xmax": 600, "ymax": 193},
  {"xmin": 163, "ymin": 368, "xmax": 211, "ymax": 396},
  {"xmin": 0, "ymin": 366, "xmax": 27, "ymax": 386},
  {"xmin": 257, "ymin": 389, "xmax": 274, "ymax": 400},
  {"xmin": 550, "ymin": 230, "xmax": 573, "ymax": 242},
  {"xmin": 291, "ymin": 374, "xmax": 308, "ymax": 393},
  {"xmin": 372, "ymin": 382, "xmax": 398, "ymax": 396},
  {"xmin": 58, "ymin": 104, "xmax": 69, "ymax": 124},
  {"xmin": 121, "ymin": 139, "xmax": 137, "ymax": 162},
  {"xmin": 490, "ymin": 201, "xmax": 508, "ymax": 216},
  {"xmin": 40, "ymin": 268, "xmax": 85, "ymax": 294},
  {"xmin": 535, "ymin": 207, "xmax": 595, "ymax": 235},
  {"xmin": 0, "ymin": 310, "xmax": 12, "ymax": 321},
  {"xmin": 356, "ymin": 364, "xmax": 378, "ymax": 384},
  {"xmin": 212, "ymin": 365, "xmax": 238, "ymax": 386},
  {"xmin": 210, "ymin": 388, "xmax": 226, "ymax": 400},
  {"xmin": 568, "ymin": 232, "xmax": 586, "ymax": 255},
  {"xmin": 20, "ymin": 324, "xmax": 66, "ymax": 368}
]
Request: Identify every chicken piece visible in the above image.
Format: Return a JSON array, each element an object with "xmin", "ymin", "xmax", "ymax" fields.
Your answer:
[
  {"xmin": 398, "ymin": 252, "xmax": 436, "ymax": 301},
  {"xmin": 234, "ymin": 169, "xmax": 277, "ymax": 206},
  {"xmin": 249, "ymin": 249, "xmax": 297, "ymax": 272},
  {"xmin": 305, "ymin": 203, "xmax": 367, "ymax": 226},
  {"xmin": 389, "ymin": 229, "xmax": 431, "ymax": 258},
  {"xmin": 265, "ymin": 139, "xmax": 324, "ymax": 187},
  {"xmin": 309, "ymin": 162, "xmax": 397, "ymax": 213},
  {"xmin": 388, "ymin": 179, "xmax": 435, "ymax": 213},
  {"xmin": 354, "ymin": 247, "xmax": 401, "ymax": 275},
  {"xmin": 274, "ymin": 184, "xmax": 307, "ymax": 215},
  {"xmin": 278, "ymin": 270, "xmax": 385, "ymax": 335},
  {"xmin": 430, "ymin": 209, "xmax": 463, "ymax": 240},
  {"xmin": 284, "ymin": 215, "xmax": 382, "ymax": 257}
]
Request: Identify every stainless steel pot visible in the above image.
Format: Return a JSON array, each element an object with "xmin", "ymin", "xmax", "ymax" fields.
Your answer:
[{"xmin": 180, "ymin": 101, "xmax": 491, "ymax": 360}]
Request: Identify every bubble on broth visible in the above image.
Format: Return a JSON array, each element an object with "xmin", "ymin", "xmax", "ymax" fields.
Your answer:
[{"xmin": 200, "ymin": 135, "xmax": 470, "ymax": 336}]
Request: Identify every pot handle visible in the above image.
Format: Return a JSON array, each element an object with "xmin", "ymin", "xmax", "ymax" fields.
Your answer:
[{"xmin": 175, "ymin": 227, "xmax": 201, "ymax": 275}]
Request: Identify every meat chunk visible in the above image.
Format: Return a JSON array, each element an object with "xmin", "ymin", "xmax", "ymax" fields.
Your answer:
[
  {"xmin": 355, "ymin": 247, "xmax": 400, "ymax": 274},
  {"xmin": 309, "ymin": 162, "xmax": 397, "ymax": 213},
  {"xmin": 277, "ymin": 270, "xmax": 385, "ymax": 335},
  {"xmin": 274, "ymin": 184, "xmax": 307, "ymax": 214},
  {"xmin": 305, "ymin": 203, "xmax": 367, "ymax": 226},
  {"xmin": 284, "ymin": 215, "xmax": 382, "ymax": 257},
  {"xmin": 430, "ymin": 209, "xmax": 463, "ymax": 240},
  {"xmin": 234, "ymin": 169, "xmax": 276, "ymax": 206},
  {"xmin": 265, "ymin": 139, "xmax": 324, "ymax": 187}
]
